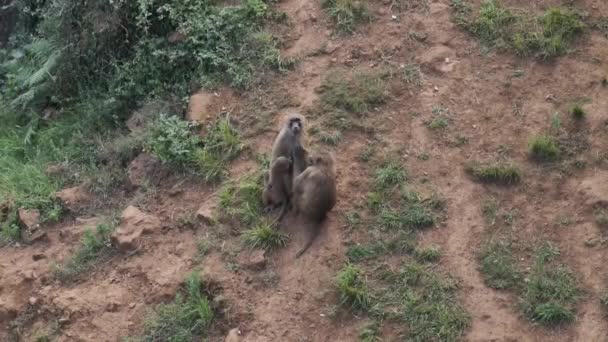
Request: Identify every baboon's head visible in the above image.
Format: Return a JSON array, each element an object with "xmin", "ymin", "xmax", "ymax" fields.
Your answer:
[
  {"xmin": 309, "ymin": 152, "xmax": 335, "ymax": 173},
  {"xmin": 285, "ymin": 114, "xmax": 303, "ymax": 135}
]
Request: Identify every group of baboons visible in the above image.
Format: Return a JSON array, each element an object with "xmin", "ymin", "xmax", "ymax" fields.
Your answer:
[{"xmin": 262, "ymin": 113, "xmax": 337, "ymax": 258}]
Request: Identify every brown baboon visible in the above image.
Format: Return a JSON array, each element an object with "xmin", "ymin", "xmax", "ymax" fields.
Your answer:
[
  {"xmin": 292, "ymin": 152, "xmax": 337, "ymax": 258},
  {"xmin": 262, "ymin": 156, "xmax": 292, "ymax": 221}
]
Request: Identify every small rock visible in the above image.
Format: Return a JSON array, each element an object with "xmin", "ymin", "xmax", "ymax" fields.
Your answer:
[
  {"xmin": 26, "ymin": 231, "xmax": 47, "ymax": 244},
  {"xmin": 21, "ymin": 270, "xmax": 36, "ymax": 281},
  {"xmin": 18, "ymin": 208, "xmax": 40, "ymax": 230},
  {"xmin": 58, "ymin": 317, "xmax": 70, "ymax": 325},
  {"xmin": 111, "ymin": 206, "xmax": 161, "ymax": 252},
  {"xmin": 238, "ymin": 249, "xmax": 266, "ymax": 271},
  {"xmin": 225, "ymin": 328, "xmax": 241, "ymax": 342},
  {"xmin": 55, "ymin": 185, "xmax": 90, "ymax": 212},
  {"xmin": 197, "ymin": 196, "xmax": 219, "ymax": 225},
  {"xmin": 32, "ymin": 253, "xmax": 46, "ymax": 261},
  {"xmin": 129, "ymin": 302, "xmax": 136, "ymax": 309},
  {"xmin": 391, "ymin": 15, "xmax": 398, "ymax": 21},
  {"xmin": 186, "ymin": 90, "xmax": 214, "ymax": 123},
  {"xmin": 29, "ymin": 297, "xmax": 38, "ymax": 306}
]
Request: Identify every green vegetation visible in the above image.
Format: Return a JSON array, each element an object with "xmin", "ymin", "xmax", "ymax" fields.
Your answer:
[
  {"xmin": 53, "ymin": 223, "xmax": 115, "ymax": 282},
  {"xmin": 428, "ymin": 117, "xmax": 449, "ymax": 130},
  {"xmin": 479, "ymin": 239, "xmax": 521, "ymax": 290},
  {"xmin": 570, "ymin": 104, "xmax": 586, "ymax": 120},
  {"xmin": 219, "ymin": 172, "xmax": 265, "ymax": 225},
  {"xmin": 522, "ymin": 244, "xmax": 579, "ymax": 325},
  {"xmin": 453, "ymin": 0, "xmax": 585, "ymax": 59},
  {"xmin": 145, "ymin": 114, "xmax": 243, "ymax": 181},
  {"xmin": 529, "ymin": 134, "xmax": 561, "ymax": 162},
  {"xmin": 600, "ymin": 291, "xmax": 608, "ymax": 310},
  {"xmin": 358, "ymin": 321, "xmax": 381, "ymax": 342},
  {"xmin": 378, "ymin": 264, "xmax": 470, "ymax": 341},
  {"xmin": 241, "ymin": 223, "xmax": 289, "ymax": 251},
  {"xmin": 414, "ymin": 245, "xmax": 442, "ymax": 263},
  {"xmin": 374, "ymin": 161, "xmax": 407, "ymax": 190},
  {"xmin": 320, "ymin": 72, "xmax": 385, "ymax": 115},
  {"xmin": 136, "ymin": 272, "xmax": 213, "ymax": 341},
  {"xmin": 466, "ymin": 162, "xmax": 521, "ymax": 185},
  {"xmin": 323, "ymin": 0, "xmax": 372, "ymax": 33},
  {"xmin": 0, "ymin": 0, "xmax": 279, "ymax": 225},
  {"xmin": 336, "ymin": 264, "xmax": 372, "ymax": 310},
  {"xmin": 401, "ymin": 64, "xmax": 423, "ymax": 86},
  {"xmin": 595, "ymin": 209, "xmax": 608, "ymax": 228}
]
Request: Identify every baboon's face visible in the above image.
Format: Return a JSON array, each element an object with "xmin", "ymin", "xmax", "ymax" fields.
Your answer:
[{"xmin": 289, "ymin": 118, "xmax": 302, "ymax": 135}]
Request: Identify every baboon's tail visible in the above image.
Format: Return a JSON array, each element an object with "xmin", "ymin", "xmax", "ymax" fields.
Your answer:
[{"xmin": 295, "ymin": 221, "xmax": 321, "ymax": 258}]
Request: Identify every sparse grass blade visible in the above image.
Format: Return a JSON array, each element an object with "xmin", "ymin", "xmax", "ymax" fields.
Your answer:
[{"xmin": 466, "ymin": 162, "xmax": 521, "ymax": 185}]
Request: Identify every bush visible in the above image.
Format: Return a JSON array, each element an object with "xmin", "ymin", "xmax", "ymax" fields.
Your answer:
[{"xmin": 145, "ymin": 114, "xmax": 201, "ymax": 166}]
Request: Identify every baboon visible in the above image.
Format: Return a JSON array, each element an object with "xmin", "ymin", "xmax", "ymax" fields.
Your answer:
[
  {"xmin": 292, "ymin": 152, "xmax": 337, "ymax": 258},
  {"xmin": 262, "ymin": 156, "xmax": 292, "ymax": 220},
  {"xmin": 271, "ymin": 113, "xmax": 307, "ymax": 176}
]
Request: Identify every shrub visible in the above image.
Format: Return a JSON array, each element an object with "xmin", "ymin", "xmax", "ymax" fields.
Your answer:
[{"xmin": 145, "ymin": 114, "xmax": 201, "ymax": 166}]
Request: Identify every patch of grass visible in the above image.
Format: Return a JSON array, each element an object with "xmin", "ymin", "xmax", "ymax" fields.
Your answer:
[
  {"xmin": 414, "ymin": 245, "xmax": 442, "ymax": 263},
  {"xmin": 320, "ymin": 72, "xmax": 386, "ymax": 115},
  {"xmin": 137, "ymin": 272, "xmax": 213, "ymax": 341},
  {"xmin": 379, "ymin": 263, "xmax": 470, "ymax": 341},
  {"xmin": 357, "ymin": 145, "xmax": 376, "ymax": 162},
  {"xmin": 219, "ymin": 173, "xmax": 264, "ymax": 225},
  {"xmin": 194, "ymin": 116, "xmax": 244, "ymax": 182},
  {"xmin": 241, "ymin": 223, "xmax": 289, "ymax": 251},
  {"xmin": 318, "ymin": 130, "xmax": 343, "ymax": 145},
  {"xmin": 378, "ymin": 205, "xmax": 436, "ymax": 231},
  {"xmin": 456, "ymin": 0, "xmax": 585, "ymax": 59},
  {"xmin": 466, "ymin": 162, "xmax": 521, "ymax": 185},
  {"xmin": 522, "ymin": 244, "xmax": 579, "ymax": 325},
  {"xmin": 374, "ymin": 161, "xmax": 407, "ymax": 190},
  {"xmin": 53, "ymin": 223, "xmax": 116, "ymax": 282},
  {"xmin": 529, "ymin": 134, "xmax": 560, "ymax": 162},
  {"xmin": 323, "ymin": 0, "xmax": 372, "ymax": 33},
  {"xmin": 347, "ymin": 233, "xmax": 416, "ymax": 262},
  {"xmin": 1, "ymin": 209, "xmax": 21, "ymax": 242},
  {"xmin": 197, "ymin": 240, "xmax": 210, "ymax": 259},
  {"xmin": 570, "ymin": 104, "xmax": 586, "ymax": 120},
  {"xmin": 401, "ymin": 63, "xmax": 423, "ymax": 86},
  {"xmin": 428, "ymin": 117, "xmax": 449, "ymax": 130},
  {"xmin": 359, "ymin": 321, "xmax": 381, "ymax": 342},
  {"xmin": 595, "ymin": 209, "xmax": 608, "ymax": 228},
  {"xmin": 336, "ymin": 264, "xmax": 372, "ymax": 311},
  {"xmin": 479, "ymin": 239, "xmax": 521, "ymax": 290},
  {"xmin": 600, "ymin": 291, "xmax": 608, "ymax": 310}
]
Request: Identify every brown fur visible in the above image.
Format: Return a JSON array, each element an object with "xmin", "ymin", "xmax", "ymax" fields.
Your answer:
[
  {"xmin": 262, "ymin": 157, "xmax": 292, "ymax": 221},
  {"xmin": 292, "ymin": 152, "xmax": 337, "ymax": 258}
]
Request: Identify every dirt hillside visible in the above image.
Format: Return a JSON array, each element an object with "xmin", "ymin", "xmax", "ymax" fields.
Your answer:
[{"xmin": 1, "ymin": 0, "xmax": 608, "ymax": 341}]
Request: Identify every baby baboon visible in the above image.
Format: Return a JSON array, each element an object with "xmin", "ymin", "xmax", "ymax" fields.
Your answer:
[
  {"xmin": 292, "ymin": 152, "xmax": 337, "ymax": 258},
  {"xmin": 262, "ymin": 156, "xmax": 292, "ymax": 221}
]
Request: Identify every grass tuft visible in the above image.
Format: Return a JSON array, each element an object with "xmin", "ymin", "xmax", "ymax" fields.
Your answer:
[
  {"xmin": 570, "ymin": 105, "xmax": 586, "ymax": 120},
  {"xmin": 320, "ymin": 72, "xmax": 385, "ymax": 115},
  {"xmin": 241, "ymin": 223, "xmax": 289, "ymax": 251},
  {"xmin": 414, "ymin": 245, "xmax": 442, "ymax": 263},
  {"xmin": 323, "ymin": 0, "xmax": 372, "ymax": 33},
  {"xmin": 53, "ymin": 223, "xmax": 115, "ymax": 282},
  {"xmin": 374, "ymin": 162, "xmax": 407, "ymax": 190},
  {"xmin": 219, "ymin": 173, "xmax": 264, "ymax": 225},
  {"xmin": 529, "ymin": 134, "xmax": 560, "ymax": 162},
  {"xmin": 479, "ymin": 239, "xmax": 521, "ymax": 290},
  {"xmin": 336, "ymin": 264, "xmax": 372, "ymax": 310},
  {"xmin": 466, "ymin": 162, "xmax": 521, "ymax": 185},
  {"xmin": 522, "ymin": 244, "xmax": 579, "ymax": 325},
  {"xmin": 137, "ymin": 272, "xmax": 213, "ymax": 341}
]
